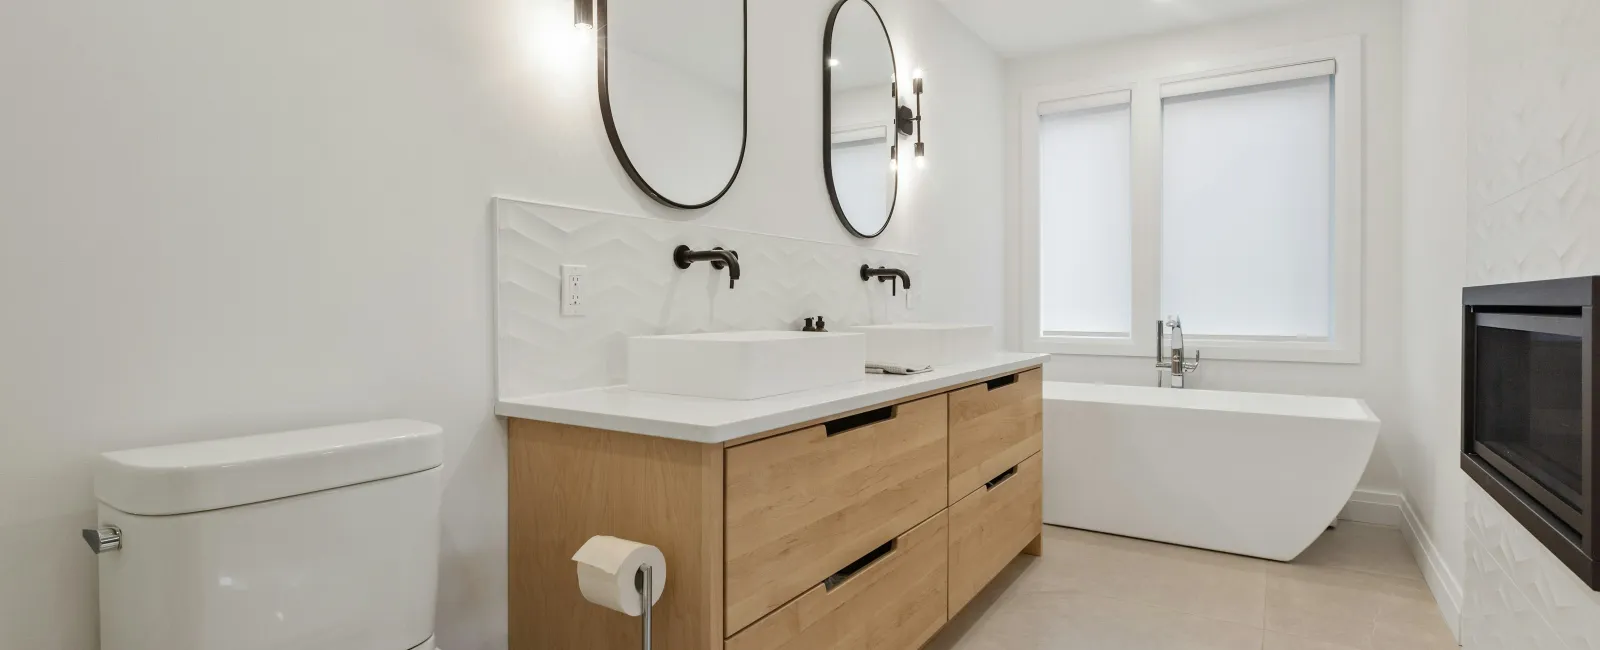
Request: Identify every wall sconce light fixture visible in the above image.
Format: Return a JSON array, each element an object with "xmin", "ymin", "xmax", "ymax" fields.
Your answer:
[
  {"xmin": 896, "ymin": 69, "xmax": 925, "ymax": 168},
  {"xmin": 574, "ymin": 0, "xmax": 595, "ymax": 30}
]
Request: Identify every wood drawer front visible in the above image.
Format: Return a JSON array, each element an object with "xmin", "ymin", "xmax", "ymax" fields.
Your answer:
[
  {"xmin": 725, "ymin": 394, "xmax": 949, "ymax": 636},
  {"xmin": 726, "ymin": 511, "xmax": 949, "ymax": 650},
  {"xmin": 949, "ymin": 453, "xmax": 1043, "ymax": 615},
  {"xmin": 948, "ymin": 368, "xmax": 1043, "ymax": 502}
]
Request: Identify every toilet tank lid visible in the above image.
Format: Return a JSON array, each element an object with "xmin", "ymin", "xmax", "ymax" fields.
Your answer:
[{"xmin": 94, "ymin": 419, "xmax": 444, "ymax": 516}]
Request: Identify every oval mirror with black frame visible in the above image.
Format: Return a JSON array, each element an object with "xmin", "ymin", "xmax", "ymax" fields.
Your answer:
[
  {"xmin": 599, "ymin": 0, "xmax": 747, "ymax": 209},
  {"xmin": 823, "ymin": 0, "xmax": 898, "ymax": 238}
]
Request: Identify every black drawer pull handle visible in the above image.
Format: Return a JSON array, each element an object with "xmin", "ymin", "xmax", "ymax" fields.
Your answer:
[
  {"xmin": 824, "ymin": 539, "xmax": 896, "ymax": 591},
  {"xmin": 826, "ymin": 406, "xmax": 896, "ymax": 436},
  {"xmin": 986, "ymin": 374, "xmax": 1019, "ymax": 391},
  {"xmin": 985, "ymin": 466, "xmax": 1019, "ymax": 490}
]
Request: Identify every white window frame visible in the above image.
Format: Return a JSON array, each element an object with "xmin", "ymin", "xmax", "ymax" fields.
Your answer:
[{"xmin": 1019, "ymin": 36, "xmax": 1364, "ymax": 364}]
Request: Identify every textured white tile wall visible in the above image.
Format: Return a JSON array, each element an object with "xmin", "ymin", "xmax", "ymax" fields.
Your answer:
[
  {"xmin": 1463, "ymin": 482, "xmax": 1600, "ymax": 650},
  {"xmin": 1467, "ymin": 0, "xmax": 1600, "ymax": 285},
  {"xmin": 1462, "ymin": 528, "xmax": 1569, "ymax": 650},
  {"xmin": 1468, "ymin": 160, "xmax": 1599, "ymax": 284},
  {"xmin": 1460, "ymin": 0, "xmax": 1600, "ymax": 646},
  {"xmin": 493, "ymin": 198, "xmax": 921, "ymax": 399}
]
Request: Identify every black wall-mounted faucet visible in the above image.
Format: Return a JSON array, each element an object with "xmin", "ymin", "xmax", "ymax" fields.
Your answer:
[
  {"xmin": 860, "ymin": 265, "xmax": 912, "ymax": 296},
  {"xmin": 675, "ymin": 245, "xmax": 741, "ymax": 289}
]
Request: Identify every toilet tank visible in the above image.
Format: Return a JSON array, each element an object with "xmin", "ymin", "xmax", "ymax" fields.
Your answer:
[{"xmin": 92, "ymin": 420, "xmax": 444, "ymax": 650}]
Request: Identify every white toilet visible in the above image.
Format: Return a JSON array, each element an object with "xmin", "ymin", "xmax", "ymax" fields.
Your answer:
[{"xmin": 86, "ymin": 419, "xmax": 445, "ymax": 650}]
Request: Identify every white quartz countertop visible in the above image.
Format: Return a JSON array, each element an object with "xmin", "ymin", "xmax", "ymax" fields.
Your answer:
[{"xmin": 496, "ymin": 353, "xmax": 1049, "ymax": 443}]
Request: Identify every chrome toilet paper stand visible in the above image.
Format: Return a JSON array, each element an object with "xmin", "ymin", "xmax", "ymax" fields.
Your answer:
[{"xmin": 637, "ymin": 564, "xmax": 654, "ymax": 650}]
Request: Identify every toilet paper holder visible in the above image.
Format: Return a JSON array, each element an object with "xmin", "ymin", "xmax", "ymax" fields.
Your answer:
[
  {"xmin": 573, "ymin": 535, "xmax": 663, "ymax": 649},
  {"xmin": 636, "ymin": 564, "xmax": 654, "ymax": 650}
]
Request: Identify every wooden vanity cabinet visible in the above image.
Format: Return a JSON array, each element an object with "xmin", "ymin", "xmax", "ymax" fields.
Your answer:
[
  {"xmin": 949, "ymin": 453, "xmax": 1045, "ymax": 615},
  {"xmin": 507, "ymin": 365, "xmax": 1043, "ymax": 650},
  {"xmin": 724, "ymin": 395, "xmax": 949, "ymax": 635},
  {"xmin": 725, "ymin": 511, "xmax": 951, "ymax": 650},
  {"xmin": 948, "ymin": 368, "xmax": 1044, "ymax": 502}
]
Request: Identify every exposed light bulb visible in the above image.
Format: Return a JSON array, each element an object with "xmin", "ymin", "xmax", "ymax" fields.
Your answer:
[
  {"xmin": 828, "ymin": 58, "xmax": 841, "ymax": 67},
  {"xmin": 912, "ymin": 68, "xmax": 924, "ymax": 80},
  {"xmin": 914, "ymin": 143, "xmax": 926, "ymax": 169}
]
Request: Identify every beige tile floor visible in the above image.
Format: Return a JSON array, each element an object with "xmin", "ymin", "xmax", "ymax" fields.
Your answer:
[{"xmin": 926, "ymin": 523, "xmax": 1459, "ymax": 650}]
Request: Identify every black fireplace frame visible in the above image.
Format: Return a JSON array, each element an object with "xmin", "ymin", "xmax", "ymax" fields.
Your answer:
[{"xmin": 1462, "ymin": 276, "xmax": 1600, "ymax": 589}]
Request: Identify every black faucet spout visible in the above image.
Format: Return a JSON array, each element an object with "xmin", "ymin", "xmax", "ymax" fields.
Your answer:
[
  {"xmin": 860, "ymin": 265, "xmax": 912, "ymax": 295},
  {"xmin": 675, "ymin": 245, "xmax": 742, "ymax": 289}
]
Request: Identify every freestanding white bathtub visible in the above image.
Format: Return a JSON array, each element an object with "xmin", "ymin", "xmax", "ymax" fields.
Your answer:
[{"xmin": 1043, "ymin": 382, "xmax": 1380, "ymax": 561}]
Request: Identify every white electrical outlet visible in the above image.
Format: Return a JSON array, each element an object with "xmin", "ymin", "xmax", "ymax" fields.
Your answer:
[{"xmin": 560, "ymin": 264, "xmax": 586, "ymax": 316}]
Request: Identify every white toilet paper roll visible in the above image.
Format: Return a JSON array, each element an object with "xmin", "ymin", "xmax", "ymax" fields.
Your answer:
[{"xmin": 572, "ymin": 536, "xmax": 667, "ymax": 616}]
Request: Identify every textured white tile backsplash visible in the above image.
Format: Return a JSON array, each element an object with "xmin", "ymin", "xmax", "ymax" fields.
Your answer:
[{"xmin": 492, "ymin": 198, "xmax": 919, "ymax": 399}]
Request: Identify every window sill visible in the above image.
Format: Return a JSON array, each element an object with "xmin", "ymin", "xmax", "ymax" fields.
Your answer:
[{"xmin": 1024, "ymin": 335, "xmax": 1360, "ymax": 364}]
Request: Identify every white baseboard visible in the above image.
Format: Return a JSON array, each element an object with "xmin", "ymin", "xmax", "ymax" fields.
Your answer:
[
  {"xmin": 1399, "ymin": 495, "xmax": 1462, "ymax": 642},
  {"xmin": 1339, "ymin": 488, "xmax": 1405, "ymax": 526},
  {"xmin": 1339, "ymin": 489, "xmax": 1462, "ymax": 642}
]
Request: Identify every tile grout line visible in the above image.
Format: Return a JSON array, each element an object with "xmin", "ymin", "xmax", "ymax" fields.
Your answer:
[
  {"xmin": 1303, "ymin": 561, "xmax": 1430, "ymax": 585},
  {"xmin": 1484, "ymin": 148, "xmax": 1600, "ymax": 208}
]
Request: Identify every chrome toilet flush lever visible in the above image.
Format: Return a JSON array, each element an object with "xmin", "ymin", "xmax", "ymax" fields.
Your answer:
[
  {"xmin": 82, "ymin": 526, "xmax": 122, "ymax": 554},
  {"xmin": 1155, "ymin": 315, "xmax": 1201, "ymax": 389}
]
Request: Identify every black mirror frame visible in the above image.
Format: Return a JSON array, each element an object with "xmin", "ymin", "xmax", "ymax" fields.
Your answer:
[
  {"xmin": 597, "ymin": 0, "xmax": 750, "ymax": 210},
  {"xmin": 822, "ymin": 0, "xmax": 899, "ymax": 239}
]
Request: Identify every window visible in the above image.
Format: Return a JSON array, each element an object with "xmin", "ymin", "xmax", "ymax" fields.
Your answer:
[
  {"xmin": 1038, "ymin": 92, "xmax": 1133, "ymax": 337},
  {"xmin": 1020, "ymin": 38, "xmax": 1362, "ymax": 363},
  {"xmin": 1161, "ymin": 70, "xmax": 1333, "ymax": 340}
]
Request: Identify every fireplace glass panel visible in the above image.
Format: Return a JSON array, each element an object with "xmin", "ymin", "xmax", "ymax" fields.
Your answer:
[{"xmin": 1475, "ymin": 324, "xmax": 1585, "ymax": 507}]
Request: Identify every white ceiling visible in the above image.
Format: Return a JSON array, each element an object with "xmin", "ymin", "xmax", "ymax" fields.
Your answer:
[{"xmin": 936, "ymin": 0, "xmax": 1326, "ymax": 58}]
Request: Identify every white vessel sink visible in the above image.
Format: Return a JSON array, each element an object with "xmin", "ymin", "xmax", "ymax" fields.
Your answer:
[
  {"xmin": 847, "ymin": 323, "xmax": 994, "ymax": 369},
  {"xmin": 627, "ymin": 331, "xmax": 865, "ymax": 400}
]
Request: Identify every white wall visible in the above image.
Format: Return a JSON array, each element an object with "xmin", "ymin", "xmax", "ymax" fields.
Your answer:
[
  {"xmin": 1395, "ymin": 0, "xmax": 1470, "ymax": 626},
  {"xmin": 1003, "ymin": 0, "xmax": 1406, "ymax": 491},
  {"xmin": 0, "ymin": 1, "xmax": 1006, "ymax": 648},
  {"xmin": 908, "ymin": 2, "xmax": 1009, "ymax": 330}
]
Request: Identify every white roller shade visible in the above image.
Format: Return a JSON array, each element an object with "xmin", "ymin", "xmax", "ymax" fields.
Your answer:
[
  {"xmin": 1038, "ymin": 102, "xmax": 1133, "ymax": 336},
  {"xmin": 1160, "ymin": 60, "xmax": 1335, "ymax": 98},
  {"xmin": 1038, "ymin": 90, "xmax": 1132, "ymax": 117},
  {"xmin": 1161, "ymin": 74, "xmax": 1334, "ymax": 339}
]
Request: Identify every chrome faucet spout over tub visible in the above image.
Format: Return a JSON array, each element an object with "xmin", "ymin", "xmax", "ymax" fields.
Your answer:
[{"xmin": 1155, "ymin": 315, "xmax": 1200, "ymax": 388}]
